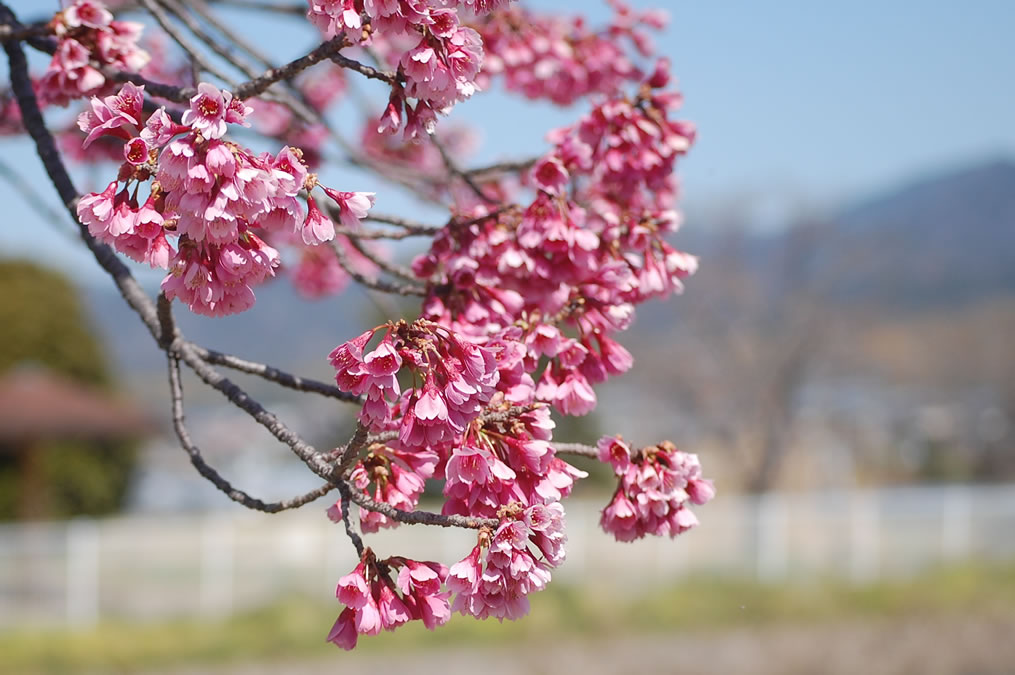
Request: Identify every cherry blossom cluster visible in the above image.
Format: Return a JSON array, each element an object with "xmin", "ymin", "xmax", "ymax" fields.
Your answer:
[
  {"xmin": 74, "ymin": 81, "xmax": 374, "ymax": 316},
  {"xmin": 413, "ymin": 62, "xmax": 694, "ymax": 417},
  {"xmin": 327, "ymin": 549, "xmax": 452, "ymax": 650},
  {"xmin": 328, "ymin": 501, "xmax": 566, "ymax": 649},
  {"xmin": 329, "ymin": 318, "xmax": 499, "ymax": 443},
  {"xmin": 598, "ymin": 436, "xmax": 715, "ymax": 542},
  {"xmin": 444, "ymin": 403, "xmax": 585, "ymax": 518},
  {"xmin": 473, "ymin": 0, "xmax": 666, "ymax": 105},
  {"xmin": 330, "ymin": 441, "xmax": 438, "ymax": 533},
  {"xmin": 39, "ymin": 0, "xmax": 149, "ymax": 106},
  {"xmin": 328, "ymin": 320, "xmax": 587, "ymax": 534},
  {"xmin": 306, "ymin": 0, "xmax": 509, "ymax": 136},
  {"xmin": 448, "ymin": 502, "xmax": 566, "ymax": 620}
]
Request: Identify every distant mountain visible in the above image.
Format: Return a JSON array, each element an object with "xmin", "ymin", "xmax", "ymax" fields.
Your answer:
[{"xmin": 827, "ymin": 158, "xmax": 1015, "ymax": 308}]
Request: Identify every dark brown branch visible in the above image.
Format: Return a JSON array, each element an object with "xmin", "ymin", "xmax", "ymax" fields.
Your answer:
[
  {"xmin": 233, "ymin": 35, "xmax": 348, "ymax": 100},
  {"xmin": 347, "ymin": 488, "xmax": 498, "ymax": 530},
  {"xmin": 329, "ymin": 52, "xmax": 400, "ymax": 86},
  {"xmin": 0, "ymin": 21, "xmax": 49, "ymax": 43},
  {"xmin": 336, "ymin": 422, "xmax": 370, "ymax": 477},
  {"xmin": 196, "ymin": 346, "xmax": 362, "ymax": 402},
  {"xmin": 168, "ymin": 354, "xmax": 335, "ymax": 512},
  {"xmin": 336, "ymin": 482, "xmax": 365, "ymax": 556},
  {"xmin": 465, "ymin": 157, "xmax": 538, "ymax": 178}
]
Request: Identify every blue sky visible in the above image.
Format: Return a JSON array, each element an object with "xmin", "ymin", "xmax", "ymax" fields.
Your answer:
[{"xmin": 1, "ymin": 0, "xmax": 1012, "ymax": 280}]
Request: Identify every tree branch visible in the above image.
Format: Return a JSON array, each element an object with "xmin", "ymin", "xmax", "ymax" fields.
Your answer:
[
  {"xmin": 168, "ymin": 353, "xmax": 335, "ymax": 512},
  {"xmin": 1, "ymin": 11, "xmax": 164, "ymax": 342},
  {"xmin": 347, "ymin": 488, "xmax": 498, "ymax": 530},
  {"xmin": 139, "ymin": 0, "xmax": 238, "ymax": 87},
  {"xmin": 553, "ymin": 442, "xmax": 600, "ymax": 459}
]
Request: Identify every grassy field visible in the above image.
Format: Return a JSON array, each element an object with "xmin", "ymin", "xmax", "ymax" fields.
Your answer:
[{"xmin": 4, "ymin": 563, "xmax": 1015, "ymax": 674}]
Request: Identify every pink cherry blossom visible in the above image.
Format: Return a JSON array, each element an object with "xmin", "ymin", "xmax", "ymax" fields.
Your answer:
[{"xmin": 182, "ymin": 83, "xmax": 231, "ymax": 140}]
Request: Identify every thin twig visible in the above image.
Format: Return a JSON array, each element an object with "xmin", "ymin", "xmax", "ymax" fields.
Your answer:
[
  {"xmin": 331, "ymin": 238, "xmax": 426, "ymax": 296},
  {"xmin": 0, "ymin": 157, "xmax": 78, "ymax": 240},
  {"xmin": 333, "ymin": 225, "xmax": 434, "ymax": 240},
  {"xmin": 139, "ymin": 0, "xmax": 238, "ymax": 86},
  {"xmin": 553, "ymin": 442, "xmax": 600, "ymax": 459},
  {"xmin": 157, "ymin": 0, "xmax": 322, "ymax": 125},
  {"xmin": 207, "ymin": 0, "xmax": 306, "ymax": 14},
  {"xmin": 362, "ymin": 212, "xmax": 441, "ymax": 234},
  {"xmin": 190, "ymin": 0, "xmax": 278, "ymax": 69},
  {"xmin": 432, "ymin": 135, "xmax": 498, "ymax": 204},
  {"xmin": 346, "ymin": 234, "xmax": 420, "ymax": 283},
  {"xmin": 465, "ymin": 157, "xmax": 539, "ymax": 178},
  {"xmin": 196, "ymin": 346, "xmax": 362, "ymax": 402}
]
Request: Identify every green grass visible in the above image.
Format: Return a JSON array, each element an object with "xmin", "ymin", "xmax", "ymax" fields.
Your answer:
[{"xmin": 4, "ymin": 563, "xmax": 1015, "ymax": 674}]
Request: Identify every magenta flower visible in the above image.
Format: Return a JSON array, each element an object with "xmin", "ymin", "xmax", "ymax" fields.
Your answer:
[
  {"xmin": 182, "ymin": 83, "xmax": 231, "ymax": 140},
  {"xmin": 323, "ymin": 188, "xmax": 375, "ymax": 228},
  {"xmin": 122, "ymin": 137, "xmax": 149, "ymax": 166},
  {"xmin": 301, "ymin": 199, "xmax": 335, "ymax": 245}
]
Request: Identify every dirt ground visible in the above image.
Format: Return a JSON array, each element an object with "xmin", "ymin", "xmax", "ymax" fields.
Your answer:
[{"xmin": 161, "ymin": 612, "xmax": 1015, "ymax": 675}]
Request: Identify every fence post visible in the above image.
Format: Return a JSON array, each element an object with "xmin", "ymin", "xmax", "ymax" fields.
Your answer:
[
  {"xmin": 199, "ymin": 514, "xmax": 233, "ymax": 616},
  {"xmin": 755, "ymin": 492, "xmax": 788, "ymax": 582},
  {"xmin": 941, "ymin": 485, "xmax": 971, "ymax": 561},
  {"xmin": 66, "ymin": 518, "xmax": 100, "ymax": 628},
  {"xmin": 849, "ymin": 490, "xmax": 879, "ymax": 584}
]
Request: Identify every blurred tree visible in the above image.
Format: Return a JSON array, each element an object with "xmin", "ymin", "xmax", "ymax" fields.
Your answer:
[{"xmin": 0, "ymin": 259, "xmax": 137, "ymax": 520}]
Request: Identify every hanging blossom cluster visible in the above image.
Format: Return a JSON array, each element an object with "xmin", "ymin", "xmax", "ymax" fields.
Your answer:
[
  {"xmin": 325, "ymin": 317, "xmax": 587, "ymax": 640},
  {"xmin": 75, "ymin": 81, "xmax": 374, "ymax": 316},
  {"xmin": 39, "ymin": 0, "xmax": 149, "ymax": 106},
  {"xmin": 327, "ymin": 551, "xmax": 452, "ymax": 649},
  {"xmin": 414, "ymin": 58, "xmax": 695, "ymax": 417},
  {"xmin": 473, "ymin": 0, "xmax": 667, "ymax": 105},
  {"xmin": 598, "ymin": 436, "xmax": 715, "ymax": 542},
  {"xmin": 306, "ymin": 0, "xmax": 509, "ymax": 136},
  {"xmin": 448, "ymin": 502, "xmax": 566, "ymax": 620}
]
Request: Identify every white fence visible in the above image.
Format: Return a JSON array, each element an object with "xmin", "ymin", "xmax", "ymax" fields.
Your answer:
[{"xmin": 2, "ymin": 483, "xmax": 1015, "ymax": 629}]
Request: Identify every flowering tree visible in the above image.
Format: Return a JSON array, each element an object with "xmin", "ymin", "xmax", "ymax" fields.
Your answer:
[{"xmin": 0, "ymin": 0, "xmax": 714, "ymax": 648}]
